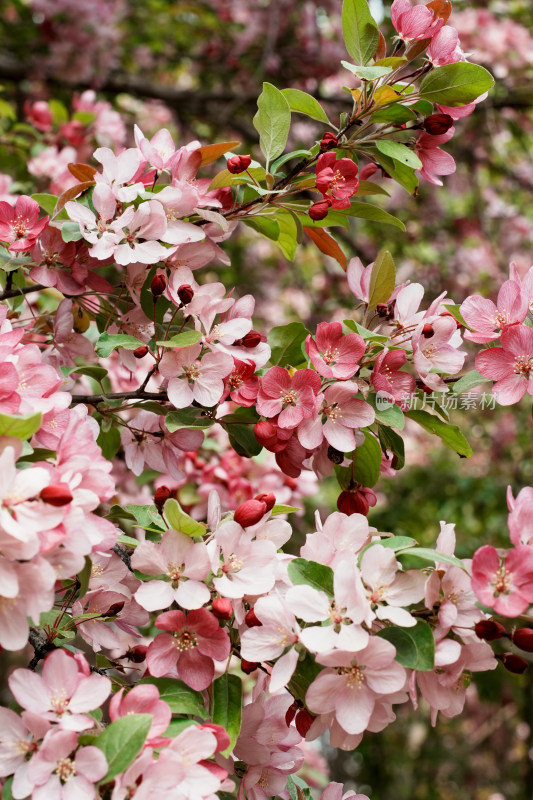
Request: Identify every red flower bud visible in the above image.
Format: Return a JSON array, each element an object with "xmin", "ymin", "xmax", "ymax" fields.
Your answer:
[
  {"xmin": 320, "ymin": 132, "xmax": 339, "ymax": 152},
  {"xmin": 423, "ymin": 113, "xmax": 454, "ymax": 136},
  {"xmin": 498, "ymin": 653, "xmax": 529, "ymax": 674},
  {"xmin": 154, "ymin": 485, "xmax": 171, "ymax": 512},
  {"xmin": 227, "ymin": 155, "xmax": 252, "ymax": 174},
  {"xmin": 337, "ymin": 487, "xmax": 377, "ymax": 517},
  {"xmin": 240, "ymin": 658, "xmax": 259, "ymax": 674},
  {"xmin": 212, "ymin": 597, "xmax": 233, "ymax": 620},
  {"xmin": 359, "ymin": 163, "xmax": 379, "ymax": 181},
  {"xmin": 133, "ymin": 345, "xmax": 149, "ymax": 359},
  {"xmin": 475, "ymin": 620, "xmax": 507, "ymax": 641},
  {"xmin": 40, "ymin": 483, "xmax": 73, "ymax": 507},
  {"xmin": 254, "ymin": 492, "xmax": 276, "ymax": 512},
  {"xmin": 151, "ymin": 273, "xmax": 166, "ymax": 298},
  {"xmin": 241, "ymin": 330, "xmax": 262, "ymax": 348},
  {"xmin": 245, "ymin": 608, "xmax": 262, "ymax": 628},
  {"xmin": 177, "ymin": 284, "xmax": 194, "ymax": 304},
  {"xmin": 512, "ymin": 628, "xmax": 533, "ymax": 652},
  {"xmin": 254, "ymin": 420, "xmax": 280, "ymax": 451},
  {"xmin": 308, "ymin": 199, "xmax": 331, "ymax": 221},
  {"xmin": 285, "ymin": 700, "xmax": 298, "ymax": 726},
  {"xmin": 125, "ymin": 645, "xmax": 148, "ymax": 663},
  {"xmin": 107, "ymin": 601, "xmax": 125, "ymax": 616},
  {"xmin": 421, "ymin": 323, "xmax": 434, "ymax": 338},
  {"xmin": 234, "ymin": 498, "xmax": 267, "ymax": 528},
  {"xmin": 295, "ymin": 708, "xmax": 316, "ymax": 736}
]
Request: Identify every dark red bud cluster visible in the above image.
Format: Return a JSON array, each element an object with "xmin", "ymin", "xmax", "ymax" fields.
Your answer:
[
  {"xmin": 177, "ymin": 284, "xmax": 194, "ymax": 305},
  {"xmin": 40, "ymin": 484, "xmax": 73, "ymax": 507},
  {"xmin": 212, "ymin": 598, "xmax": 233, "ymax": 620},
  {"xmin": 512, "ymin": 628, "xmax": 533, "ymax": 652},
  {"xmin": 151, "ymin": 273, "xmax": 166, "ymax": 299},
  {"xmin": 319, "ymin": 132, "xmax": 339, "ymax": 152},
  {"xmin": 254, "ymin": 492, "xmax": 276, "ymax": 512},
  {"xmin": 308, "ymin": 199, "xmax": 331, "ymax": 221},
  {"xmin": 133, "ymin": 345, "xmax": 149, "ymax": 359},
  {"xmin": 154, "ymin": 485, "xmax": 172, "ymax": 512},
  {"xmin": 423, "ymin": 113, "xmax": 454, "ymax": 136},
  {"xmin": 474, "ymin": 620, "xmax": 507, "ymax": 641},
  {"xmin": 227, "ymin": 155, "xmax": 252, "ymax": 174},
  {"xmin": 337, "ymin": 486, "xmax": 376, "ymax": 516},
  {"xmin": 497, "ymin": 653, "xmax": 528, "ymax": 674}
]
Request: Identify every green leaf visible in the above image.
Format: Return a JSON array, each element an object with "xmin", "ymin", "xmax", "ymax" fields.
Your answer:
[
  {"xmin": 374, "ymin": 535, "xmax": 417, "ymax": 551},
  {"xmin": 341, "ymin": 61, "xmax": 392, "ymax": 80},
  {"xmin": 443, "ymin": 303, "xmax": 468, "ymax": 328},
  {"xmin": 95, "ymin": 332, "xmax": 146, "ymax": 358},
  {"xmin": 244, "ymin": 216, "xmax": 281, "ymax": 242},
  {"xmin": 253, "ymin": 82, "xmax": 291, "ymax": 170},
  {"xmin": 377, "ymin": 620, "xmax": 435, "ymax": 671},
  {"xmin": 221, "ymin": 407, "xmax": 262, "ymax": 458},
  {"xmin": 341, "ymin": 0, "xmax": 380, "ymax": 67},
  {"xmin": 275, "ymin": 209, "xmax": 299, "ymax": 261},
  {"xmin": 0, "ymin": 247, "xmax": 32, "ymax": 273},
  {"xmin": 68, "ymin": 365, "xmax": 108, "ymax": 381},
  {"xmin": 271, "ymin": 504, "xmax": 301, "ymax": 515},
  {"xmin": 371, "ymin": 105, "xmax": 417, "ymax": 124},
  {"xmin": 60, "ymin": 220, "xmax": 84, "ymax": 242},
  {"xmin": 163, "ymin": 498, "xmax": 206, "ymax": 537},
  {"xmin": 378, "ymin": 424, "xmax": 405, "ymax": 470},
  {"xmin": 374, "ymin": 152, "xmax": 418, "ymax": 194},
  {"xmin": 164, "ymin": 408, "xmax": 214, "ymax": 432},
  {"xmin": 31, "ymin": 193, "xmax": 57, "ymax": 215},
  {"xmin": 156, "ymin": 330, "xmax": 202, "ymax": 348},
  {"xmin": 1, "ymin": 777, "xmax": 13, "ymax": 800},
  {"xmin": 281, "ymin": 89, "xmax": 330, "ymax": 124},
  {"xmin": 346, "ymin": 201, "xmax": 405, "ymax": 230},
  {"xmin": 288, "ymin": 652, "xmax": 322, "ymax": 704},
  {"xmin": 419, "ymin": 63, "xmax": 494, "ymax": 107},
  {"xmin": 405, "ymin": 409, "xmax": 472, "ymax": 457},
  {"xmin": 96, "ymin": 425, "xmax": 121, "ymax": 460},
  {"xmin": 49, "ymin": 99, "xmax": 69, "ymax": 125},
  {"xmin": 343, "ymin": 319, "xmax": 388, "ymax": 342},
  {"xmin": 268, "ymin": 322, "xmax": 310, "ymax": 367},
  {"xmin": 288, "ymin": 558, "xmax": 334, "ymax": 596},
  {"xmin": 94, "ymin": 714, "xmax": 152, "ymax": 783},
  {"xmin": 452, "ymin": 370, "xmax": 487, "ymax": 394},
  {"xmin": 287, "ymin": 775, "xmax": 313, "ymax": 800},
  {"xmin": 212, "ymin": 674, "xmax": 243, "ymax": 756},
  {"xmin": 367, "ymin": 249, "xmax": 396, "ymax": 309},
  {"xmin": 125, "ymin": 504, "xmax": 165, "ymax": 531},
  {"xmin": 270, "ymin": 149, "xmax": 312, "ymax": 173},
  {"xmin": 77, "ymin": 556, "xmax": 92, "ymax": 599},
  {"xmin": 355, "ymin": 180, "xmax": 390, "ymax": 197},
  {"xmin": 163, "ymin": 719, "xmax": 198, "ymax": 737},
  {"xmin": 397, "ymin": 546, "xmax": 465, "ymax": 570},
  {"xmin": 376, "ymin": 140, "xmax": 422, "ymax": 170},
  {"xmin": 140, "ymin": 677, "xmax": 207, "ymax": 717},
  {"xmin": 0, "ymin": 412, "xmax": 42, "ymax": 440},
  {"xmin": 352, "ymin": 430, "xmax": 382, "ymax": 487},
  {"xmin": 369, "ymin": 393, "xmax": 405, "ymax": 430}
]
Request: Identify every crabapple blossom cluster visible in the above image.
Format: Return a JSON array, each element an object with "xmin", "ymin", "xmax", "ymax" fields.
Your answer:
[{"xmin": 2, "ymin": 2, "xmax": 532, "ymax": 798}]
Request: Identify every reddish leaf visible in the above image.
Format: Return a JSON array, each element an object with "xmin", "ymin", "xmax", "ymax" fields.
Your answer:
[
  {"xmin": 68, "ymin": 163, "xmax": 97, "ymax": 182},
  {"xmin": 56, "ymin": 181, "xmax": 94, "ymax": 214},
  {"xmin": 197, "ymin": 141, "xmax": 241, "ymax": 168},
  {"xmin": 303, "ymin": 226, "xmax": 347, "ymax": 271},
  {"xmin": 427, "ymin": 0, "xmax": 452, "ymax": 23}
]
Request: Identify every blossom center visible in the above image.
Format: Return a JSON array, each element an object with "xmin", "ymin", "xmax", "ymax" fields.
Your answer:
[
  {"xmin": 173, "ymin": 630, "xmax": 198, "ymax": 651},
  {"xmin": 513, "ymin": 354, "xmax": 532, "ymax": 376},
  {"xmin": 338, "ymin": 664, "xmax": 365, "ymax": 689},
  {"xmin": 11, "ymin": 216, "xmax": 30, "ymax": 238},
  {"xmin": 492, "ymin": 566, "xmax": 513, "ymax": 596},
  {"xmin": 184, "ymin": 363, "xmax": 201, "ymax": 382},
  {"xmin": 228, "ymin": 372, "xmax": 243, "ymax": 389},
  {"xmin": 56, "ymin": 757, "xmax": 76, "ymax": 783},
  {"xmin": 323, "ymin": 402, "xmax": 341, "ymax": 422},
  {"xmin": 50, "ymin": 688, "xmax": 69, "ymax": 715},
  {"xmin": 322, "ymin": 347, "xmax": 339, "ymax": 365},
  {"xmin": 280, "ymin": 389, "xmax": 297, "ymax": 406},
  {"xmin": 166, "ymin": 561, "xmax": 183, "ymax": 582},
  {"xmin": 491, "ymin": 309, "xmax": 510, "ymax": 328},
  {"xmin": 222, "ymin": 552, "xmax": 244, "ymax": 573}
]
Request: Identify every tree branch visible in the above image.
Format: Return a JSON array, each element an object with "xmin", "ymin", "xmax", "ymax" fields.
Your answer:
[{"xmin": 70, "ymin": 390, "xmax": 168, "ymax": 405}]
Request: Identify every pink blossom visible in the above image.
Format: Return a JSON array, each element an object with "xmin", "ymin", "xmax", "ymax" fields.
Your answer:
[
  {"xmin": 160, "ymin": 343, "xmax": 234, "ymax": 409},
  {"xmin": 29, "ymin": 226, "xmax": 87, "ymax": 295},
  {"xmin": 109, "ymin": 200, "xmax": 175, "ymax": 266},
  {"xmin": 298, "ymin": 382, "xmax": 375, "ymax": 453},
  {"xmin": 306, "ymin": 639, "xmax": 406, "ymax": 735},
  {"xmin": 300, "ymin": 511, "xmax": 372, "ymax": 567},
  {"xmin": 240, "ymin": 594, "xmax": 300, "ymax": 692},
  {"xmin": 412, "ymin": 315, "xmax": 465, "ymax": 391},
  {"xmin": 121, "ymin": 411, "xmax": 203, "ymax": 480},
  {"xmin": 146, "ymin": 608, "xmax": 231, "ymax": 690},
  {"xmin": 316, "ymin": 153, "xmax": 359, "ymax": 209},
  {"xmin": 93, "ymin": 146, "xmax": 145, "ymax": 202},
  {"xmin": 475, "ymin": 324, "xmax": 533, "ymax": 405},
  {"xmin": 72, "ymin": 590, "xmax": 148, "ymax": 652},
  {"xmin": 134, "ymin": 125, "xmax": 178, "ymax": 171},
  {"xmin": 427, "ymin": 25, "xmax": 465, "ymax": 65},
  {"xmin": 460, "ymin": 280, "xmax": 529, "ymax": 343},
  {"xmin": 8, "ymin": 649, "xmax": 111, "ymax": 731},
  {"xmin": 371, "ymin": 349, "xmax": 416, "ymax": 406},
  {"xmin": 471, "ymin": 544, "xmax": 533, "ymax": 616},
  {"xmin": 109, "ymin": 685, "xmax": 172, "ymax": 740},
  {"xmin": 65, "ymin": 183, "xmax": 120, "ymax": 260},
  {"xmin": 305, "ymin": 322, "xmax": 365, "ymax": 379},
  {"xmin": 0, "ymin": 708, "xmax": 50, "ymax": 797},
  {"xmin": 224, "ymin": 359, "xmax": 259, "ymax": 406},
  {"xmin": 415, "ymin": 129, "xmax": 456, "ymax": 186},
  {"xmin": 391, "ymin": 0, "xmax": 444, "ymax": 41},
  {"xmin": 360, "ymin": 544, "xmax": 426, "ymax": 626},
  {"xmin": 257, "ymin": 367, "xmax": 321, "ymax": 429},
  {"xmin": 212, "ymin": 522, "xmax": 277, "ymax": 598},
  {"xmin": 508, "ymin": 486, "xmax": 533, "ymax": 547},
  {"xmin": 321, "ymin": 782, "xmax": 370, "ymax": 800},
  {"xmin": 0, "ymin": 195, "xmax": 49, "ymax": 252}
]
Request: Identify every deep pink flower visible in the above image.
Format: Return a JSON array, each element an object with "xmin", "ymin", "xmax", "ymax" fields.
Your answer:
[
  {"xmin": 305, "ymin": 322, "xmax": 365, "ymax": 379},
  {"xmin": 391, "ymin": 0, "xmax": 444, "ymax": 41},
  {"xmin": 224, "ymin": 359, "xmax": 259, "ymax": 406},
  {"xmin": 316, "ymin": 153, "xmax": 359, "ymax": 209},
  {"xmin": 160, "ymin": 343, "xmax": 234, "ymax": 409},
  {"xmin": 109, "ymin": 685, "xmax": 171, "ymax": 740},
  {"xmin": 256, "ymin": 367, "xmax": 321, "ymax": 429},
  {"xmin": 146, "ymin": 608, "xmax": 231, "ymax": 690},
  {"xmin": 476, "ymin": 324, "xmax": 533, "ymax": 405},
  {"xmin": 460, "ymin": 280, "xmax": 529, "ymax": 344},
  {"xmin": 508, "ymin": 486, "xmax": 533, "ymax": 547},
  {"xmin": 29, "ymin": 227, "xmax": 87, "ymax": 295},
  {"xmin": 471, "ymin": 545, "xmax": 533, "ymax": 616},
  {"xmin": 371, "ymin": 349, "xmax": 416, "ymax": 406},
  {"xmin": 427, "ymin": 25, "xmax": 464, "ymax": 65},
  {"xmin": 415, "ymin": 129, "xmax": 456, "ymax": 186},
  {"xmin": 0, "ymin": 195, "xmax": 49, "ymax": 252},
  {"xmin": 298, "ymin": 382, "xmax": 375, "ymax": 453}
]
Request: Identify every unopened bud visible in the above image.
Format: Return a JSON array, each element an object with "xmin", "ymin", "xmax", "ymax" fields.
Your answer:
[
  {"xmin": 125, "ymin": 645, "xmax": 148, "ymax": 663},
  {"xmin": 254, "ymin": 492, "xmax": 276, "ymax": 512},
  {"xmin": 512, "ymin": 628, "xmax": 533, "ymax": 653},
  {"xmin": 154, "ymin": 485, "xmax": 171, "ymax": 512},
  {"xmin": 244, "ymin": 608, "xmax": 262, "ymax": 628},
  {"xmin": 227, "ymin": 155, "xmax": 252, "ymax": 174},
  {"xmin": 421, "ymin": 323, "xmax": 434, "ymax": 338},
  {"xmin": 327, "ymin": 445, "xmax": 344, "ymax": 465},
  {"xmin": 295, "ymin": 708, "xmax": 316, "ymax": 736},
  {"xmin": 40, "ymin": 483, "xmax": 73, "ymax": 507},
  {"xmin": 285, "ymin": 700, "xmax": 298, "ymax": 726},
  {"xmin": 320, "ymin": 132, "xmax": 338, "ymax": 152},
  {"xmin": 240, "ymin": 658, "xmax": 259, "ymax": 674},
  {"xmin": 212, "ymin": 598, "xmax": 233, "ymax": 620},
  {"xmin": 234, "ymin": 498, "xmax": 267, "ymax": 528},
  {"xmin": 475, "ymin": 620, "xmax": 507, "ymax": 642},
  {"xmin": 151, "ymin": 274, "xmax": 166, "ymax": 298},
  {"xmin": 498, "ymin": 653, "xmax": 528, "ymax": 674},
  {"xmin": 177, "ymin": 284, "xmax": 194, "ymax": 305},
  {"xmin": 107, "ymin": 601, "xmax": 125, "ymax": 616},
  {"xmin": 308, "ymin": 199, "xmax": 331, "ymax": 221},
  {"xmin": 241, "ymin": 331, "xmax": 262, "ymax": 348},
  {"xmin": 376, "ymin": 303, "xmax": 393, "ymax": 319},
  {"xmin": 254, "ymin": 420, "xmax": 278, "ymax": 449},
  {"xmin": 423, "ymin": 113, "xmax": 454, "ymax": 136},
  {"xmin": 337, "ymin": 486, "xmax": 377, "ymax": 517},
  {"xmin": 133, "ymin": 345, "xmax": 149, "ymax": 359}
]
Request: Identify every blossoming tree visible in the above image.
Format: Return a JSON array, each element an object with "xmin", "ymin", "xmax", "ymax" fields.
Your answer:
[{"xmin": 0, "ymin": 1, "xmax": 532, "ymax": 798}]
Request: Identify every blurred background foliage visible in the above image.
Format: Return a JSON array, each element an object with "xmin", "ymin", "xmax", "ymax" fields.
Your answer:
[{"xmin": 1, "ymin": 0, "xmax": 532, "ymax": 798}]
